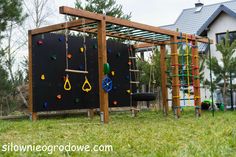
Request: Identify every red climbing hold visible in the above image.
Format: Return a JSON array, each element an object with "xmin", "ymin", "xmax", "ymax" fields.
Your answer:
[{"xmin": 37, "ymin": 40, "xmax": 43, "ymax": 45}]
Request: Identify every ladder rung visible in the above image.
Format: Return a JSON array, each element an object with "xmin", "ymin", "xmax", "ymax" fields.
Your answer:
[
  {"xmin": 65, "ymin": 69, "xmax": 88, "ymax": 74},
  {"xmin": 130, "ymin": 81, "xmax": 140, "ymax": 84},
  {"xmin": 129, "ymin": 57, "xmax": 138, "ymax": 59},
  {"xmin": 129, "ymin": 69, "xmax": 140, "ymax": 72}
]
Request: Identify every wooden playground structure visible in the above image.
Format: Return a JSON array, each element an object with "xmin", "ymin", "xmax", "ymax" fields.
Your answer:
[{"xmin": 29, "ymin": 6, "xmax": 212, "ymax": 123}]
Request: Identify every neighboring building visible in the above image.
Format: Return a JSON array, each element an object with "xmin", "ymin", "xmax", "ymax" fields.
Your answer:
[{"xmin": 162, "ymin": 0, "xmax": 236, "ymax": 106}]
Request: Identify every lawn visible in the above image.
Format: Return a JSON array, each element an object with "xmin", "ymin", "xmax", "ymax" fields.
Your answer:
[{"xmin": 0, "ymin": 109, "xmax": 236, "ymax": 157}]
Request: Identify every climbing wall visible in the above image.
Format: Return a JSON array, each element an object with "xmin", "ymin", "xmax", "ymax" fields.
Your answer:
[{"xmin": 31, "ymin": 33, "xmax": 136, "ymax": 112}]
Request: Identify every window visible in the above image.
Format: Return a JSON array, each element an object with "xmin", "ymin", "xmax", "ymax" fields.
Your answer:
[{"xmin": 216, "ymin": 31, "xmax": 236, "ymax": 44}]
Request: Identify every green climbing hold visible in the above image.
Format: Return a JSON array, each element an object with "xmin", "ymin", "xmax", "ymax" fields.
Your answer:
[
  {"xmin": 75, "ymin": 98, "xmax": 80, "ymax": 103},
  {"xmin": 50, "ymin": 55, "xmax": 57, "ymax": 60},
  {"xmin": 93, "ymin": 44, "xmax": 98, "ymax": 49},
  {"xmin": 104, "ymin": 63, "xmax": 110, "ymax": 74},
  {"xmin": 116, "ymin": 53, "xmax": 121, "ymax": 57}
]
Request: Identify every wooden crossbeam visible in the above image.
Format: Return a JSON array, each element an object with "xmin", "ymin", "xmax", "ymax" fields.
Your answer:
[{"xmin": 30, "ymin": 19, "xmax": 96, "ymax": 35}]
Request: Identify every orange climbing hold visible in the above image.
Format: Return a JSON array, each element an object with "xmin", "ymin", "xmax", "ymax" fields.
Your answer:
[
  {"xmin": 57, "ymin": 94, "xmax": 62, "ymax": 100},
  {"xmin": 67, "ymin": 53, "xmax": 72, "ymax": 59}
]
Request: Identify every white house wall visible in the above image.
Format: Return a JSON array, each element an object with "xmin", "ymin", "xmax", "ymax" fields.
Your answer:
[{"xmin": 204, "ymin": 12, "xmax": 236, "ymax": 105}]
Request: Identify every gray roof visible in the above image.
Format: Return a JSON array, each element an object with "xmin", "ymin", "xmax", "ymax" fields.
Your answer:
[{"xmin": 162, "ymin": 0, "xmax": 236, "ymax": 35}]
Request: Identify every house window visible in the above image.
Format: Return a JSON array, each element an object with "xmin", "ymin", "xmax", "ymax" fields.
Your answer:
[{"xmin": 216, "ymin": 31, "xmax": 236, "ymax": 44}]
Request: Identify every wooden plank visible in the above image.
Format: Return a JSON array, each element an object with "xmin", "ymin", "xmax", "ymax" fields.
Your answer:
[
  {"xmin": 97, "ymin": 20, "xmax": 109, "ymax": 124},
  {"xmin": 59, "ymin": 6, "xmax": 212, "ymax": 43},
  {"xmin": 171, "ymin": 36, "xmax": 181, "ymax": 118},
  {"xmin": 31, "ymin": 19, "xmax": 96, "ymax": 35},
  {"xmin": 192, "ymin": 41, "xmax": 201, "ymax": 117},
  {"xmin": 160, "ymin": 44, "xmax": 168, "ymax": 115},
  {"xmin": 60, "ymin": 6, "xmax": 103, "ymax": 21},
  {"xmin": 65, "ymin": 69, "xmax": 88, "ymax": 74}
]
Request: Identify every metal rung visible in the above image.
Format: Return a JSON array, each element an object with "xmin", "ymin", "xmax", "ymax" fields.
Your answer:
[
  {"xmin": 129, "ymin": 69, "xmax": 140, "ymax": 72},
  {"xmin": 129, "ymin": 57, "xmax": 138, "ymax": 59},
  {"xmin": 65, "ymin": 69, "xmax": 88, "ymax": 74},
  {"xmin": 167, "ymin": 98, "xmax": 195, "ymax": 101},
  {"xmin": 130, "ymin": 81, "xmax": 140, "ymax": 84}
]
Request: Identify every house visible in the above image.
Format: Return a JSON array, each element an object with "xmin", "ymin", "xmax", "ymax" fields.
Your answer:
[{"xmin": 162, "ymin": 0, "xmax": 236, "ymax": 107}]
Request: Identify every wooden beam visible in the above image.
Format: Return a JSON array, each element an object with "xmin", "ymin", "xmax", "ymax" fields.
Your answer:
[
  {"xmin": 134, "ymin": 38, "xmax": 213, "ymax": 49},
  {"xmin": 59, "ymin": 6, "xmax": 212, "ymax": 44},
  {"xmin": 60, "ymin": 6, "xmax": 103, "ymax": 21},
  {"xmin": 31, "ymin": 19, "xmax": 96, "ymax": 35},
  {"xmin": 97, "ymin": 20, "xmax": 109, "ymax": 124},
  {"xmin": 192, "ymin": 41, "xmax": 201, "ymax": 117},
  {"xmin": 28, "ymin": 31, "xmax": 38, "ymax": 121},
  {"xmin": 160, "ymin": 45, "xmax": 168, "ymax": 115},
  {"xmin": 171, "ymin": 36, "xmax": 181, "ymax": 118}
]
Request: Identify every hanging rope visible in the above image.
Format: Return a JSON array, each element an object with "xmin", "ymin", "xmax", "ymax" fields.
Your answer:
[
  {"xmin": 180, "ymin": 32, "xmax": 186, "ymax": 106},
  {"xmin": 64, "ymin": 14, "xmax": 72, "ymax": 91},
  {"xmin": 185, "ymin": 35, "xmax": 191, "ymax": 104},
  {"xmin": 65, "ymin": 15, "xmax": 69, "ymax": 70},
  {"xmin": 81, "ymin": 18, "xmax": 92, "ymax": 93},
  {"xmin": 82, "ymin": 18, "xmax": 88, "ymax": 72}
]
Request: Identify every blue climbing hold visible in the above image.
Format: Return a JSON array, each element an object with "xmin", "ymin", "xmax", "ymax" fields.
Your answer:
[
  {"xmin": 79, "ymin": 65, "xmax": 85, "ymax": 70},
  {"xmin": 107, "ymin": 48, "xmax": 112, "ymax": 54},
  {"xmin": 43, "ymin": 102, "xmax": 48, "ymax": 108},
  {"xmin": 58, "ymin": 36, "xmax": 64, "ymax": 42}
]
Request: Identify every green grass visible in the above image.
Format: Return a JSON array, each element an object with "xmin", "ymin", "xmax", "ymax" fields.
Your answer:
[{"xmin": 0, "ymin": 109, "xmax": 236, "ymax": 157}]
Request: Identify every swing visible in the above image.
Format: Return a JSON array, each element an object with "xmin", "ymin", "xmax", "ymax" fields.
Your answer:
[{"xmin": 63, "ymin": 16, "xmax": 91, "ymax": 92}]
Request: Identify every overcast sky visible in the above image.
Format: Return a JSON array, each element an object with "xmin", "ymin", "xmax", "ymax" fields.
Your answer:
[{"xmin": 51, "ymin": 0, "xmax": 230, "ymax": 26}]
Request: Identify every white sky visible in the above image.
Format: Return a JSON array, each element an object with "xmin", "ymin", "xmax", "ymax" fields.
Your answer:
[{"xmin": 51, "ymin": 0, "xmax": 229, "ymax": 26}]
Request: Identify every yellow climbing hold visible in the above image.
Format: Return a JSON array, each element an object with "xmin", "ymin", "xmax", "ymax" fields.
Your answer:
[
  {"xmin": 80, "ymin": 47, "xmax": 84, "ymax": 53},
  {"xmin": 126, "ymin": 89, "xmax": 131, "ymax": 94},
  {"xmin": 111, "ymin": 71, "xmax": 115, "ymax": 76},
  {"xmin": 41, "ymin": 74, "xmax": 45, "ymax": 80}
]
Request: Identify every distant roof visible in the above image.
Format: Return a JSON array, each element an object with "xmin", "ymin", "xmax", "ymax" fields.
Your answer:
[{"xmin": 162, "ymin": 0, "xmax": 236, "ymax": 36}]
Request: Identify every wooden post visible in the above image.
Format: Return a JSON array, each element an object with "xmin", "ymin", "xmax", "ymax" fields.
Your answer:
[
  {"xmin": 97, "ymin": 18, "xmax": 109, "ymax": 123},
  {"xmin": 28, "ymin": 31, "xmax": 38, "ymax": 121},
  {"xmin": 171, "ymin": 36, "xmax": 181, "ymax": 118},
  {"xmin": 160, "ymin": 44, "xmax": 168, "ymax": 115},
  {"xmin": 192, "ymin": 40, "xmax": 201, "ymax": 117}
]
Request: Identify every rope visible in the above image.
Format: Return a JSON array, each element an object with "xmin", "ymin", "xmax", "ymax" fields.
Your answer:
[
  {"xmin": 180, "ymin": 32, "xmax": 186, "ymax": 106},
  {"xmin": 185, "ymin": 35, "xmax": 191, "ymax": 104},
  {"xmin": 65, "ymin": 15, "xmax": 69, "ymax": 71},
  {"xmin": 82, "ymin": 18, "xmax": 88, "ymax": 72}
]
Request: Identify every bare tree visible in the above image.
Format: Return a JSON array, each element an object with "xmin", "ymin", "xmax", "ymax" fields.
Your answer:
[{"xmin": 23, "ymin": 0, "xmax": 52, "ymax": 28}]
